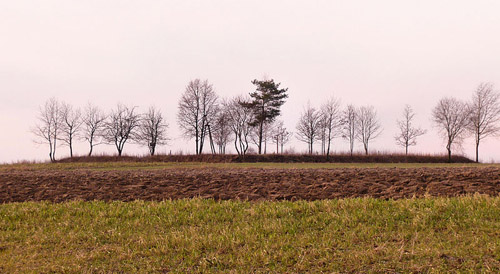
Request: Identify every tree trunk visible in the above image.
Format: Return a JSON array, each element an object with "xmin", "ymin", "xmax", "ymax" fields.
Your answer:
[
  {"xmin": 475, "ymin": 140, "xmax": 480, "ymax": 163},
  {"xmin": 258, "ymin": 121, "xmax": 263, "ymax": 154},
  {"xmin": 326, "ymin": 131, "xmax": 331, "ymax": 159},
  {"xmin": 195, "ymin": 135, "xmax": 199, "ymax": 155},
  {"xmin": 88, "ymin": 138, "xmax": 93, "ymax": 156},
  {"xmin": 234, "ymin": 134, "xmax": 240, "ymax": 155}
]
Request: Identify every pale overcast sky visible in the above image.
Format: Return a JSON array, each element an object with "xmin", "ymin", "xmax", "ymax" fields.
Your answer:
[{"xmin": 2, "ymin": 0, "xmax": 500, "ymax": 163}]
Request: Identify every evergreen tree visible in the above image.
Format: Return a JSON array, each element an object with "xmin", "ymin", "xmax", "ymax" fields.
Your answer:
[{"xmin": 240, "ymin": 79, "xmax": 288, "ymax": 154}]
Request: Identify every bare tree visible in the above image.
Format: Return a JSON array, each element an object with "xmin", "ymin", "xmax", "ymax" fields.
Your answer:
[
  {"xmin": 177, "ymin": 79, "xmax": 219, "ymax": 155},
  {"xmin": 32, "ymin": 97, "xmax": 63, "ymax": 162},
  {"xmin": 271, "ymin": 120, "xmax": 291, "ymax": 154},
  {"xmin": 227, "ymin": 96, "xmax": 253, "ymax": 155},
  {"xmin": 432, "ymin": 97, "xmax": 470, "ymax": 162},
  {"xmin": 81, "ymin": 103, "xmax": 107, "ymax": 156},
  {"xmin": 211, "ymin": 101, "xmax": 233, "ymax": 154},
  {"xmin": 395, "ymin": 105, "xmax": 426, "ymax": 155},
  {"xmin": 138, "ymin": 106, "xmax": 168, "ymax": 156},
  {"xmin": 356, "ymin": 105, "xmax": 382, "ymax": 155},
  {"xmin": 249, "ymin": 121, "xmax": 274, "ymax": 154},
  {"xmin": 103, "ymin": 104, "xmax": 141, "ymax": 156},
  {"xmin": 467, "ymin": 83, "xmax": 500, "ymax": 162},
  {"xmin": 59, "ymin": 102, "xmax": 82, "ymax": 158},
  {"xmin": 296, "ymin": 103, "xmax": 322, "ymax": 154},
  {"xmin": 319, "ymin": 98, "xmax": 343, "ymax": 158},
  {"xmin": 341, "ymin": 105, "xmax": 357, "ymax": 156}
]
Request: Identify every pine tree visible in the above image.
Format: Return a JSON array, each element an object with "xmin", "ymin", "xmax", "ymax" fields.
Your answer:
[{"xmin": 240, "ymin": 79, "xmax": 288, "ymax": 154}]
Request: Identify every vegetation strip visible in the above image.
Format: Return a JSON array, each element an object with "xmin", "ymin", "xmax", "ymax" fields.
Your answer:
[{"xmin": 0, "ymin": 197, "xmax": 498, "ymax": 272}]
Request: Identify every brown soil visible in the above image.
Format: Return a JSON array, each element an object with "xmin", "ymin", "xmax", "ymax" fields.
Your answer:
[{"xmin": 1, "ymin": 167, "xmax": 499, "ymax": 202}]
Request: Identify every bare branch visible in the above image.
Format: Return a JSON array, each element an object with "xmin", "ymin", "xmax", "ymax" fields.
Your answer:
[
  {"xmin": 137, "ymin": 106, "xmax": 169, "ymax": 156},
  {"xmin": 296, "ymin": 103, "xmax": 322, "ymax": 154},
  {"xmin": 31, "ymin": 97, "xmax": 63, "ymax": 162},
  {"xmin": 102, "ymin": 104, "xmax": 141, "ymax": 156},
  {"xmin": 467, "ymin": 82, "xmax": 500, "ymax": 162},
  {"xmin": 394, "ymin": 105, "xmax": 426, "ymax": 155},
  {"xmin": 59, "ymin": 101, "xmax": 82, "ymax": 158},
  {"xmin": 81, "ymin": 103, "xmax": 107, "ymax": 156},
  {"xmin": 341, "ymin": 104, "xmax": 357, "ymax": 156},
  {"xmin": 432, "ymin": 97, "xmax": 470, "ymax": 162},
  {"xmin": 177, "ymin": 79, "xmax": 218, "ymax": 155},
  {"xmin": 356, "ymin": 105, "xmax": 382, "ymax": 155}
]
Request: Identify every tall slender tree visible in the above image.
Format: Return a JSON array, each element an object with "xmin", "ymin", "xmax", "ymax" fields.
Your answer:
[
  {"xmin": 356, "ymin": 105, "xmax": 382, "ymax": 155},
  {"xmin": 296, "ymin": 103, "xmax": 322, "ymax": 154},
  {"xmin": 227, "ymin": 96, "xmax": 253, "ymax": 156},
  {"xmin": 271, "ymin": 120, "xmax": 291, "ymax": 154},
  {"xmin": 212, "ymin": 101, "xmax": 233, "ymax": 154},
  {"xmin": 81, "ymin": 103, "xmax": 107, "ymax": 156},
  {"xmin": 341, "ymin": 105, "xmax": 357, "ymax": 156},
  {"xmin": 319, "ymin": 98, "xmax": 343, "ymax": 158},
  {"xmin": 240, "ymin": 79, "xmax": 288, "ymax": 154},
  {"xmin": 32, "ymin": 97, "xmax": 63, "ymax": 162},
  {"xmin": 59, "ymin": 102, "xmax": 82, "ymax": 158},
  {"xmin": 467, "ymin": 83, "xmax": 500, "ymax": 162}
]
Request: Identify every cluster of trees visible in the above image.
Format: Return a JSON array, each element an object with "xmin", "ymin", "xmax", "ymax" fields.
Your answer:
[
  {"xmin": 177, "ymin": 78, "xmax": 290, "ymax": 156},
  {"xmin": 295, "ymin": 101, "xmax": 385, "ymax": 158},
  {"xmin": 432, "ymin": 83, "xmax": 500, "ymax": 162},
  {"xmin": 33, "ymin": 79, "xmax": 500, "ymax": 163},
  {"xmin": 293, "ymin": 82, "xmax": 500, "ymax": 163},
  {"xmin": 32, "ymin": 98, "xmax": 169, "ymax": 161}
]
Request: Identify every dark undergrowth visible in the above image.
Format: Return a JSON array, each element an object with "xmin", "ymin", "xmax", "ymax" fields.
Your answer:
[{"xmin": 57, "ymin": 153, "xmax": 474, "ymax": 164}]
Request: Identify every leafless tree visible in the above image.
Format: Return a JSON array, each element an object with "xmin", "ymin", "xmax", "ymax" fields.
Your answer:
[
  {"xmin": 212, "ymin": 101, "xmax": 233, "ymax": 154},
  {"xmin": 81, "ymin": 103, "xmax": 107, "ymax": 156},
  {"xmin": 319, "ymin": 98, "xmax": 343, "ymax": 158},
  {"xmin": 356, "ymin": 105, "xmax": 382, "ymax": 155},
  {"xmin": 271, "ymin": 120, "xmax": 291, "ymax": 154},
  {"xmin": 250, "ymin": 121, "xmax": 274, "ymax": 154},
  {"xmin": 177, "ymin": 79, "xmax": 219, "ymax": 155},
  {"xmin": 103, "ymin": 104, "xmax": 141, "ymax": 156},
  {"xmin": 395, "ymin": 105, "xmax": 426, "ymax": 155},
  {"xmin": 226, "ymin": 96, "xmax": 253, "ymax": 155},
  {"xmin": 59, "ymin": 102, "xmax": 82, "ymax": 158},
  {"xmin": 467, "ymin": 83, "xmax": 500, "ymax": 162},
  {"xmin": 32, "ymin": 97, "xmax": 63, "ymax": 162},
  {"xmin": 432, "ymin": 97, "xmax": 470, "ymax": 162},
  {"xmin": 341, "ymin": 105, "xmax": 357, "ymax": 156},
  {"xmin": 138, "ymin": 106, "xmax": 169, "ymax": 156},
  {"xmin": 296, "ymin": 103, "xmax": 322, "ymax": 154}
]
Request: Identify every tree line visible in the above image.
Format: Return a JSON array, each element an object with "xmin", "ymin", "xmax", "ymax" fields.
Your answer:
[
  {"xmin": 33, "ymin": 80, "xmax": 500, "ymax": 163},
  {"xmin": 32, "ymin": 100, "xmax": 168, "ymax": 161}
]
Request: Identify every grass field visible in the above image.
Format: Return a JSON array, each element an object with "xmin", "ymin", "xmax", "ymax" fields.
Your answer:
[
  {"xmin": 1, "ymin": 161, "xmax": 493, "ymax": 171},
  {"xmin": 1, "ymin": 196, "xmax": 499, "ymax": 272}
]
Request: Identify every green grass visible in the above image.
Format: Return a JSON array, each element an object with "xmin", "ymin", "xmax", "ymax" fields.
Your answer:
[
  {"xmin": 1, "ymin": 161, "xmax": 495, "ymax": 171},
  {"xmin": 1, "ymin": 196, "xmax": 499, "ymax": 273}
]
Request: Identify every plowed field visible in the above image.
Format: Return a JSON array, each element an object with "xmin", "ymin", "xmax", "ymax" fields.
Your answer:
[{"xmin": 1, "ymin": 165, "xmax": 499, "ymax": 202}]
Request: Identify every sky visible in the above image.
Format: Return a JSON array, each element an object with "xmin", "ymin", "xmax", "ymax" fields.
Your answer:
[{"xmin": 1, "ymin": 0, "xmax": 500, "ymax": 163}]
